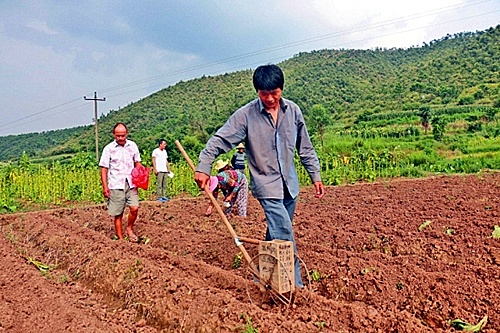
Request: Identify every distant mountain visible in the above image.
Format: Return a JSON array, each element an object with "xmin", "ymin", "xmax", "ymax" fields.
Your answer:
[
  {"xmin": 0, "ymin": 25, "xmax": 498, "ymax": 163},
  {"xmin": 0, "ymin": 126, "xmax": 87, "ymax": 163}
]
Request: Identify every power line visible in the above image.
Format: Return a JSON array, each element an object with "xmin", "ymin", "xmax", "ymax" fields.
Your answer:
[
  {"xmin": 98, "ymin": 0, "xmax": 498, "ymax": 94},
  {"xmin": 0, "ymin": 103, "xmax": 88, "ymax": 133},
  {"xmin": 87, "ymin": 8, "xmax": 500, "ymax": 102},
  {"xmin": 0, "ymin": 98, "xmax": 82, "ymax": 130},
  {"xmin": 1, "ymin": 0, "xmax": 497, "ymax": 134}
]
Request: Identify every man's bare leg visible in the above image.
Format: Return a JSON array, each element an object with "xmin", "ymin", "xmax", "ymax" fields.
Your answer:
[
  {"xmin": 114, "ymin": 214, "xmax": 124, "ymax": 240},
  {"xmin": 126, "ymin": 206, "xmax": 139, "ymax": 241}
]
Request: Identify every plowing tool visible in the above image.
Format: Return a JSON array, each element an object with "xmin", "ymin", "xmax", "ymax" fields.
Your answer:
[{"xmin": 175, "ymin": 140, "xmax": 310, "ymax": 306}]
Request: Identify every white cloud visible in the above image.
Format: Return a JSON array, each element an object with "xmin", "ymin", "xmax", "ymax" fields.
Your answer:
[
  {"xmin": 0, "ymin": 0, "xmax": 498, "ymax": 135},
  {"xmin": 26, "ymin": 20, "xmax": 58, "ymax": 35}
]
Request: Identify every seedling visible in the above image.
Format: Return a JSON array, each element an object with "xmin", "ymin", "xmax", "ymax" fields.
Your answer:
[
  {"xmin": 138, "ymin": 235, "xmax": 151, "ymax": 244},
  {"xmin": 418, "ymin": 220, "xmax": 432, "ymax": 232},
  {"xmin": 240, "ymin": 314, "xmax": 259, "ymax": 333},
  {"xmin": 311, "ymin": 270, "xmax": 322, "ymax": 282},
  {"xmin": 445, "ymin": 228, "xmax": 455, "ymax": 235},
  {"xmin": 449, "ymin": 315, "xmax": 487, "ymax": 332},
  {"xmin": 492, "ymin": 225, "xmax": 500, "ymax": 239},
  {"xmin": 27, "ymin": 257, "xmax": 51, "ymax": 275},
  {"xmin": 360, "ymin": 267, "xmax": 376, "ymax": 275},
  {"xmin": 232, "ymin": 252, "xmax": 243, "ymax": 269},
  {"xmin": 315, "ymin": 321, "xmax": 326, "ymax": 330},
  {"xmin": 59, "ymin": 274, "xmax": 69, "ymax": 284}
]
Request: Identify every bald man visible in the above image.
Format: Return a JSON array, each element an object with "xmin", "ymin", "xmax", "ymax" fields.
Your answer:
[{"xmin": 99, "ymin": 122, "xmax": 142, "ymax": 242}]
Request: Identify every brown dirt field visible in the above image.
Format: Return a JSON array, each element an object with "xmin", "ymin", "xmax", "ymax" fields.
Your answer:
[{"xmin": 1, "ymin": 173, "xmax": 500, "ymax": 332}]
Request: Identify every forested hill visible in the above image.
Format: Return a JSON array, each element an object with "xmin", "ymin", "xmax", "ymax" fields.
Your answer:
[{"xmin": 0, "ymin": 25, "xmax": 498, "ymax": 163}]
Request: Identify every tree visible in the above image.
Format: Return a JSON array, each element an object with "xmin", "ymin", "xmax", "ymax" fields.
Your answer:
[
  {"xmin": 306, "ymin": 104, "xmax": 332, "ymax": 147},
  {"xmin": 431, "ymin": 115, "xmax": 446, "ymax": 141},
  {"xmin": 418, "ymin": 106, "xmax": 431, "ymax": 134}
]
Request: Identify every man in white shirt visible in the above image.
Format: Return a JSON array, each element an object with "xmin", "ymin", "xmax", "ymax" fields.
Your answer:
[
  {"xmin": 99, "ymin": 122, "xmax": 142, "ymax": 242},
  {"xmin": 152, "ymin": 139, "xmax": 171, "ymax": 202}
]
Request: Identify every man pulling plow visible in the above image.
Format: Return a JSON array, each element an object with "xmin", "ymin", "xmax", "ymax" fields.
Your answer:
[{"xmin": 178, "ymin": 64, "xmax": 325, "ymax": 305}]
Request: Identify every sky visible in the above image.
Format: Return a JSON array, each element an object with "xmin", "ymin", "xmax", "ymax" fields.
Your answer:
[{"xmin": 0, "ymin": 0, "xmax": 499, "ymax": 136}]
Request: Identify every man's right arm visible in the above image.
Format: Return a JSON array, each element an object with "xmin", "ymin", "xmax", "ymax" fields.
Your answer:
[
  {"xmin": 195, "ymin": 107, "xmax": 248, "ymax": 188},
  {"xmin": 100, "ymin": 167, "xmax": 110, "ymax": 198},
  {"xmin": 152, "ymin": 156, "xmax": 157, "ymax": 174},
  {"xmin": 195, "ymin": 135, "xmax": 231, "ymax": 190},
  {"xmin": 196, "ymin": 112, "xmax": 247, "ymax": 173}
]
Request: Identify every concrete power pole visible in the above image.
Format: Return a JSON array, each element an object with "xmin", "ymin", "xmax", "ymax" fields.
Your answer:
[{"xmin": 84, "ymin": 92, "xmax": 106, "ymax": 160}]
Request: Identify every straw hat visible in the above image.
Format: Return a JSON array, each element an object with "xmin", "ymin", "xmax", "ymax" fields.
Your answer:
[
  {"xmin": 236, "ymin": 143, "xmax": 245, "ymax": 149},
  {"xmin": 215, "ymin": 160, "xmax": 229, "ymax": 171}
]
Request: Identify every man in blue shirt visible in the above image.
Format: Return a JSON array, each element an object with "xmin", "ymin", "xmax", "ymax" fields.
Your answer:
[
  {"xmin": 231, "ymin": 143, "xmax": 246, "ymax": 171},
  {"xmin": 195, "ymin": 64, "xmax": 325, "ymax": 288}
]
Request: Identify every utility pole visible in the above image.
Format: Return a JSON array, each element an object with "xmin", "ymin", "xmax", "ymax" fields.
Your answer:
[{"xmin": 84, "ymin": 92, "xmax": 106, "ymax": 160}]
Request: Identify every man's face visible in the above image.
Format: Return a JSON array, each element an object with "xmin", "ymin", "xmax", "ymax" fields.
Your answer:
[
  {"xmin": 257, "ymin": 88, "xmax": 282, "ymax": 111},
  {"xmin": 113, "ymin": 125, "xmax": 128, "ymax": 146},
  {"xmin": 159, "ymin": 141, "xmax": 167, "ymax": 150}
]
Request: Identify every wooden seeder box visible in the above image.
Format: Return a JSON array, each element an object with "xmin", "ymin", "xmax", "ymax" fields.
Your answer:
[{"xmin": 258, "ymin": 240, "xmax": 295, "ymax": 294}]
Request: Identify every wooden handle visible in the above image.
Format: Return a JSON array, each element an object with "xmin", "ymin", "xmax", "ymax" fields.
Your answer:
[
  {"xmin": 238, "ymin": 236, "xmax": 260, "ymax": 245},
  {"xmin": 174, "ymin": 140, "xmax": 257, "ymax": 272}
]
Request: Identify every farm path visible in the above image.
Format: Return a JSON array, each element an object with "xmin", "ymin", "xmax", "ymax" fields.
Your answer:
[{"xmin": 1, "ymin": 173, "xmax": 500, "ymax": 332}]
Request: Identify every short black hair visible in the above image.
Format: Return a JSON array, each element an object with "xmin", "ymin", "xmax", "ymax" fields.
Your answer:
[
  {"xmin": 252, "ymin": 64, "xmax": 284, "ymax": 91},
  {"xmin": 158, "ymin": 139, "xmax": 166, "ymax": 145}
]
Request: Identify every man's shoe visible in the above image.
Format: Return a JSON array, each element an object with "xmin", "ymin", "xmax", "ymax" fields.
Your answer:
[
  {"xmin": 162, "ymin": 197, "xmax": 170, "ymax": 202},
  {"xmin": 156, "ymin": 198, "xmax": 164, "ymax": 202}
]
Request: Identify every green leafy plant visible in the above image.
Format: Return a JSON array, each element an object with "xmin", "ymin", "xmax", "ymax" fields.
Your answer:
[
  {"xmin": 311, "ymin": 270, "xmax": 322, "ymax": 282},
  {"xmin": 27, "ymin": 257, "xmax": 51, "ymax": 275},
  {"xmin": 418, "ymin": 220, "xmax": 432, "ymax": 232},
  {"xmin": 240, "ymin": 314, "xmax": 259, "ymax": 333},
  {"xmin": 232, "ymin": 252, "xmax": 243, "ymax": 269},
  {"xmin": 449, "ymin": 315, "xmax": 488, "ymax": 332},
  {"xmin": 314, "ymin": 321, "xmax": 326, "ymax": 330},
  {"xmin": 492, "ymin": 225, "xmax": 500, "ymax": 239},
  {"xmin": 1, "ymin": 198, "xmax": 18, "ymax": 213},
  {"xmin": 445, "ymin": 228, "xmax": 455, "ymax": 235},
  {"xmin": 360, "ymin": 267, "xmax": 376, "ymax": 275}
]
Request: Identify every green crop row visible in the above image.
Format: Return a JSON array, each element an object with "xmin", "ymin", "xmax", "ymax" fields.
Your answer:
[
  {"xmin": 0, "ymin": 160, "xmax": 200, "ymax": 213},
  {"xmin": 3, "ymin": 131, "xmax": 500, "ymax": 214}
]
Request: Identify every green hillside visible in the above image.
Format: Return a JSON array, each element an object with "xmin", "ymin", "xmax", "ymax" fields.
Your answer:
[{"xmin": 0, "ymin": 25, "xmax": 498, "ymax": 163}]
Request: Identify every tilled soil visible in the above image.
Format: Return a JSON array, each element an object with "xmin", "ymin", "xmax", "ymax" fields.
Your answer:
[{"xmin": 1, "ymin": 173, "xmax": 500, "ymax": 332}]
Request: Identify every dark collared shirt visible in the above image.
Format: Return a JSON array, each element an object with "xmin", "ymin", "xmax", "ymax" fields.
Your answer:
[{"xmin": 196, "ymin": 97, "xmax": 321, "ymax": 199}]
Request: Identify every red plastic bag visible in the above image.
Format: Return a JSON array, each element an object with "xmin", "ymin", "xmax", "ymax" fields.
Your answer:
[{"xmin": 131, "ymin": 165, "xmax": 150, "ymax": 190}]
